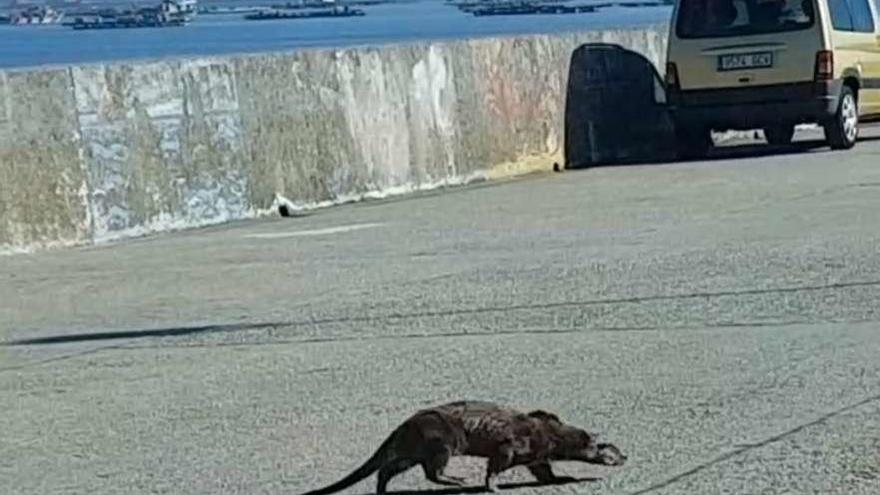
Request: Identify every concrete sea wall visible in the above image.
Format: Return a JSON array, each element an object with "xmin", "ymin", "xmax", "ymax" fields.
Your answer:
[{"xmin": 0, "ymin": 26, "xmax": 667, "ymax": 253}]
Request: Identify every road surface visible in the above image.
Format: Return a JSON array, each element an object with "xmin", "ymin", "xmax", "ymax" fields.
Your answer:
[{"xmin": 2, "ymin": 130, "xmax": 880, "ymax": 494}]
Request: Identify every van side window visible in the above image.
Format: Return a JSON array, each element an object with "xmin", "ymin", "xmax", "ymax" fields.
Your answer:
[
  {"xmin": 847, "ymin": 0, "xmax": 875, "ymax": 32},
  {"xmin": 829, "ymin": 0, "xmax": 855, "ymax": 30},
  {"xmin": 829, "ymin": 0, "xmax": 876, "ymax": 31}
]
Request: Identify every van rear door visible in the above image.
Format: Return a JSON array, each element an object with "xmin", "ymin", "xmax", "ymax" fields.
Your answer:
[{"xmin": 672, "ymin": 0, "xmax": 824, "ymax": 90}]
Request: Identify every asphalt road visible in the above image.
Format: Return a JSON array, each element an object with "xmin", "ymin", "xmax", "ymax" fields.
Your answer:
[{"xmin": 2, "ymin": 130, "xmax": 880, "ymax": 495}]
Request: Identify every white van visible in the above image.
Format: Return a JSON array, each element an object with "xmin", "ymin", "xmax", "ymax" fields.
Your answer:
[{"xmin": 666, "ymin": 0, "xmax": 880, "ymax": 157}]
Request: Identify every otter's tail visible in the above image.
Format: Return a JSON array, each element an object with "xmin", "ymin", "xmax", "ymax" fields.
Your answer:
[{"xmin": 298, "ymin": 432, "xmax": 397, "ymax": 495}]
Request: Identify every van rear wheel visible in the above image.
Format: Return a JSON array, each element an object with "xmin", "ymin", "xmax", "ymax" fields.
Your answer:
[
  {"xmin": 764, "ymin": 124, "xmax": 795, "ymax": 146},
  {"xmin": 824, "ymin": 86, "xmax": 858, "ymax": 150}
]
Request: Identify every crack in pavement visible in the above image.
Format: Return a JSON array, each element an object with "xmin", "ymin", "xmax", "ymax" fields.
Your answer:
[
  {"xmin": 690, "ymin": 337, "xmax": 856, "ymax": 412},
  {"xmin": 724, "ymin": 181, "xmax": 880, "ymax": 215},
  {"xmin": 5, "ymin": 317, "xmax": 876, "ymax": 375},
  {"xmin": 52, "ymin": 318, "xmax": 880, "ymax": 354},
  {"xmin": 0, "ymin": 277, "xmax": 876, "ymax": 387},
  {"xmin": 628, "ymin": 391, "xmax": 880, "ymax": 495},
  {"xmin": 251, "ymin": 279, "xmax": 880, "ymax": 330},
  {"xmin": 4, "ymin": 278, "xmax": 879, "ymax": 349},
  {"xmin": 0, "ymin": 346, "xmax": 121, "ymax": 373},
  {"xmin": 1, "ymin": 318, "xmax": 851, "ymax": 374}
]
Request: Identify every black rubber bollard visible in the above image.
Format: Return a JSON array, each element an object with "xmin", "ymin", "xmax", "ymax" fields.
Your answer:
[{"xmin": 564, "ymin": 43, "xmax": 677, "ymax": 169}]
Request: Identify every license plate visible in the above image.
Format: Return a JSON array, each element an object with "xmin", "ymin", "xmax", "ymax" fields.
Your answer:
[{"xmin": 718, "ymin": 52, "xmax": 773, "ymax": 71}]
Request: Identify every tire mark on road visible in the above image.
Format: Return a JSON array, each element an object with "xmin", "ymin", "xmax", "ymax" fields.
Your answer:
[
  {"xmin": 628, "ymin": 392, "xmax": 880, "ymax": 495},
  {"xmin": 3, "ymin": 322, "xmax": 281, "ymax": 346}
]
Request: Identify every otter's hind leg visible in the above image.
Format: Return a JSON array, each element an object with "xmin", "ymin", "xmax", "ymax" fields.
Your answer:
[
  {"xmin": 421, "ymin": 441, "xmax": 466, "ymax": 487},
  {"xmin": 377, "ymin": 459, "xmax": 416, "ymax": 495}
]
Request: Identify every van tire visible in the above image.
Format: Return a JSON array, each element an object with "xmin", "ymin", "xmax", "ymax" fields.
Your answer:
[
  {"xmin": 824, "ymin": 86, "xmax": 858, "ymax": 150},
  {"xmin": 764, "ymin": 124, "xmax": 795, "ymax": 146},
  {"xmin": 675, "ymin": 124, "xmax": 712, "ymax": 160}
]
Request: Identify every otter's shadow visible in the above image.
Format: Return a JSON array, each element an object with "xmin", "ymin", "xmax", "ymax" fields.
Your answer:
[{"xmin": 361, "ymin": 477, "xmax": 601, "ymax": 495}]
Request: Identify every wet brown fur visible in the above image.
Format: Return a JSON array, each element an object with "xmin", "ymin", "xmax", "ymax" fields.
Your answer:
[{"xmin": 298, "ymin": 400, "xmax": 626, "ymax": 495}]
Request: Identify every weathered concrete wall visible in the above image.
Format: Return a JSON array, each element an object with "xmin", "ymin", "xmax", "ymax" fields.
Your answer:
[
  {"xmin": 0, "ymin": 69, "xmax": 91, "ymax": 251},
  {"xmin": 0, "ymin": 26, "xmax": 667, "ymax": 253},
  {"xmin": 71, "ymin": 60, "xmax": 251, "ymax": 242}
]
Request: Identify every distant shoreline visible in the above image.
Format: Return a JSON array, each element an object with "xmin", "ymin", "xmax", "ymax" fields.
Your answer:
[{"xmin": 0, "ymin": 2, "xmax": 671, "ymax": 69}]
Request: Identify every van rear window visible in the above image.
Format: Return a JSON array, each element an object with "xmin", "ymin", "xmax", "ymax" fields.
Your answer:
[{"xmin": 676, "ymin": 0, "xmax": 816, "ymax": 38}]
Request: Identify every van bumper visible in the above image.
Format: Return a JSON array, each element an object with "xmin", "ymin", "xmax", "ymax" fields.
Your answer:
[{"xmin": 667, "ymin": 81, "xmax": 841, "ymax": 130}]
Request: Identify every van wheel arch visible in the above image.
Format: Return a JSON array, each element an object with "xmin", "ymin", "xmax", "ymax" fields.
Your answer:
[{"xmin": 843, "ymin": 76, "xmax": 860, "ymax": 97}]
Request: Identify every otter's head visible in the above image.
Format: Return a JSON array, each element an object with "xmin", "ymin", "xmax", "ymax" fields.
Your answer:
[
  {"xmin": 527, "ymin": 410, "xmax": 627, "ymax": 466},
  {"xmin": 592, "ymin": 442, "xmax": 627, "ymax": 466}
]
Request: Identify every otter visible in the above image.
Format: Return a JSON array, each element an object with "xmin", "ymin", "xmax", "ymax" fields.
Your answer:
[{"xmin": 298, "ymin": 400, "xmax": 627, "ymax": 495}]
